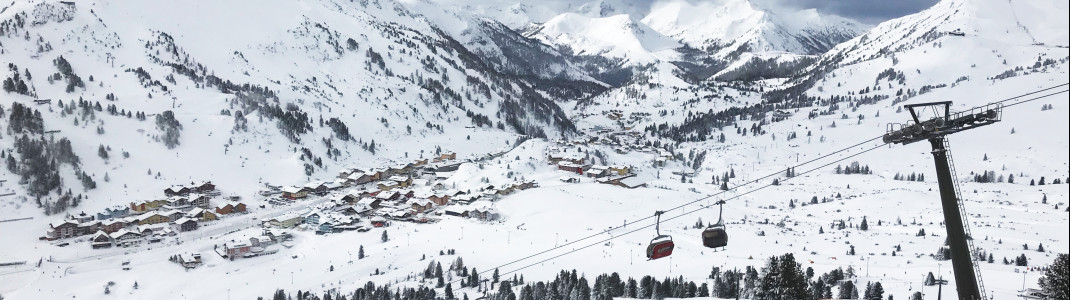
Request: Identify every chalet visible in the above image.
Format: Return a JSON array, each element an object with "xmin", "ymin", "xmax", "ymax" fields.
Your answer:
[
  {"xmin": 336, "ymin": 206, "xmax": 361, "ymax": 216},
  {"xmin": 178, "ymin": 253, "xmax": 203, "ymax": 269},
  {"xmin": 548, "ymin": 153, "xmax": 584, "ymax": 165},
  {"xmin": 467, "ymin": 207, "xmax": 498, "ymax": 221},
  {"xmin": 432, "ymin": 182, "xmax": 446, "ymax": 191},
  {"xmin": 428, "ymin": 194, "xmax": 450, "ymax": 206},
  {"xmin": 444, "ymin": 208, "xmax": 468, "ymax": 217},
  {"xmin": 558, "ymin": 161, "xmax": 585, "ymax": 174},
  {"xmin": 90, "ymin": 231, "xmax": 113, "ymax": 249},
  {"xmin": 377, "ymin": 181, "xmax": 399, "ymax": 191},
  {"xmin": 190, "ymin": 181, "xmax": 216, "ymax": 193},
  {"xmin": 452, "ymin": 193, "xmax": 480, "ymax": 205},
  {"xmin": 328, "ymin": 193, "xmax": 359, "ymax": 204},
  {"xmin": 518, "ymin": 180, "xmax": 538, "ymax": 190},
  {"xmin": 96, "ymin": 207, "xmax": 130, "ymax": 220},
  {"xmin": 215, "ymin": 203, "xmax": 247, "ymax": 215},
  {"xmin": 325, "ymin": 181, "xmax": 344, "ymax": 191},
  {"xmin": 280, "ymin": 186, "xmax": 308, "ymax": 200},
  {"xmin": 265, "ymin": 214, "xmax": 302, "ymax": 229},
  {"xmin": 609, "ymin": 165, "xmax": 630, "ymax": 176},
  {"xmin": 215, "ymin": 204, "xmax": 234, "ymax": 215},
  {"xmin": 388, "ymin": 175, "xmax": 413, "ymax": 188},
  {"xmin": 130, "ymin": 199, "xmax": 168, "ymax": 213},
  {"xmin": 316, "ymin": 222, "xmax": 334, "ymax": 235},
  {"xmin": 304, "ymin": 181, "xmax": 329, "ymax": 196},
  {"xmin": 164, "ymin": 185, "xmax": 191, "ymax": 197},
  {"xmin": 439, "ymin": 152, "xmax": 457, "ymax": 161},
  {"xmin": 375, "ymin": 191, "xmax": 399, "ymax": 201},
  {"xmin": 101, "ymin": 219, "xmax": 125, "ymax": 233},
  {"xmin": 304, "ymin": 210, "xmax": 323, "ymax": 225},
  {"xmin": 408, "ymin": 199, "xmax": 434, "ymax": 213},
  {"xmin": 397, "ymin": 189, "xmax": 415, "ymax": 199},
  {"xmin": 262, "ymin": 229, "xmax": 293, "ymax": 243},
  {"xmin": 367, "ymin": 169, "xmax": 385, "ymax": 181},
  {"xmin": 370, "ymin": 216, "xmax": 389, "ymax": 227},
  {"xmin": 481, "ymin": 190, "xmax": 500, "ymax": 202},
  {"xmin": 386, "ymin": 208, "xmax": 411, "ymax": 219},
  {"xmin": 413, "ymin": 158, "xmax": 429, "ymax": 166},
  {"xmin": 161, "ymin": 210, "xmax": 185, "ymax": 222},
  {"xmin": 429, "ymin": 162, "xmax": 463, "ymax": 172},
  {"xmin": 174, "ymin": 217, "xmax": 199, "ymax": 232},
  {"xmin": 138, "ymin": 213, "xmax": 170, "ymax": 225},
  {"xmin": 586, "ymin": 166, "xmax": 609, "ymax": 178},
  {"xmin": 346, "ymin": 172, "xmax": 376, "ymax": 185},
  {"xmin": 163, "ymin": 196, "xmax": 190, "ymax": 211},
  {"xmin": 76, "ymin": 220, "xmax": 101, "ymax": 236},
  {"xmin": 189, "ymin": 194, "xmax": 211, "ymax": 209},
  {"xmin": 357, "ymin": 197, "xmax": 383, "ymax": 209},
  {"xmin": 111, "ymin": 230, "xmax": 143, "ymax": 248},
  {"xmin": 186, "ymin": 208, "xmax": 218, "ymax": 222}
]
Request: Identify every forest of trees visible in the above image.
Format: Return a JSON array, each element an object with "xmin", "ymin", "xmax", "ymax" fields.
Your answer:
[
  {"xmin": 155, "ymin": 110, "xmax": 183, "ymax": 149},
  {"xmin": 3, "ymin": 102, "xmax": 89, "ymax": 214},
  {"xmin": 261, "ymin": 253, "xmax": 904, "ymax": 300}
]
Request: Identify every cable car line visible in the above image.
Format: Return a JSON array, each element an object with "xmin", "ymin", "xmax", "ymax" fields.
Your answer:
[
  {"xmin": 458, "ymin": 83, "xmax": 1068, "ymax": 283},
  {"xmin": 492, "ymin": 143, "xmax": 887, "ymax": 280}
]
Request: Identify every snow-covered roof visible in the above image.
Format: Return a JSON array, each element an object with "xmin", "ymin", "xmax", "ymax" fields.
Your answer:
[
  {"xmin": 407, "ymin": 198, "xmax": 433, "ymax": 206},
  {"xmin": 50, "ymin": 220, "xmax": 79, "ymax": 228},
  {"xmin": 281, "ymin": 186, "xmax": 303, "ymax": 193},
  {"xmin": 138, "ymin": 212, "xmax": 163, "ymax": 221},
  {"xmin": 388, "ymin": 175, "xmax": 409, "ymax": 182},
  {"xmin": 175, "ymin": 217, "xmax": 197, "ymax": 224},
  {"xmin": 110, "ymin": 229, "xmax": 140, "ymax": 239}
]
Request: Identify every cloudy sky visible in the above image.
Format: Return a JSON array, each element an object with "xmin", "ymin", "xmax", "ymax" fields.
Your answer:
[{"xmin": 753, "ymin": 0, "xmax": 939, "ymax": 24}]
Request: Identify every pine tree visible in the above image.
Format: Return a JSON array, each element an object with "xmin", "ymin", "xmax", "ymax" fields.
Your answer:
[
  {"xmin": 838, "ymin": 281, "xmax": 856, "ymax": 299},
  {"xmin": 860, "ymin": 217, "xmax": 869, "ymax": 231},
  {"xmin": 381, "ymin": 230, "xmax": 389, "ymax": 242},
  {"xmin": 358, "ymin": 245, "xmax": 365, "ymax": 259},
  {"xmin": 1038, "ymin": 254, "xmax": 1069, "ymax": 300}
]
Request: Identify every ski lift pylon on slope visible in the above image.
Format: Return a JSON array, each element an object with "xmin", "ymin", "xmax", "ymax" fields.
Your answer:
[
  {"xmin": 646, "ymin": 211, "xmax": 674, "ymax": 260},
  {"xmin": 702, "ymin": 200, "xmax": 728, "ymax": 249}
]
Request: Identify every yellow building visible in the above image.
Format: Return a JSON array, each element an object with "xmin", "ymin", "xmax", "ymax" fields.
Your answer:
[{"xmin": 137, "ymin": 213, "xmax": 170, "ymax": 225}]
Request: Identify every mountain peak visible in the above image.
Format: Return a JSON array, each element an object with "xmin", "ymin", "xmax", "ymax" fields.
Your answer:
[{"xmin": 641, "ymin": 0, "xmax": 865, "ymax": 56}]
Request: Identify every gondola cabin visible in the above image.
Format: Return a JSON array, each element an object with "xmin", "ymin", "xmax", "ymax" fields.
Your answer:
[
  {"xmin": 646, "ymin": 235, "xmax": 674, "ymax": 260},
  {"xmin": 702, "ymin": 226, "xmax": 728, "ymax": 248}
]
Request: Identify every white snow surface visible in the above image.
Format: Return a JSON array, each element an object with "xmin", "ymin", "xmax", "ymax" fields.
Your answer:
[{"xmin": 0, "ymin": 0, "xmax": 1068, "ymax": 299}]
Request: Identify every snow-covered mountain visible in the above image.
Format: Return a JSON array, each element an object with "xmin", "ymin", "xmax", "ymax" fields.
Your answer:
[
  {"xmin": 0, "ymin": 0, "xmax": 596, "ymax": 212},
  {"xmin": 522, "ymin": 13, "xmax": 681, "ymax": 65},
  {"xmin": 642, "ymin": 0, "xmax": 867, "ymax": 59},
  {"xmin": 0, "ymin": 0, "xmax": 1067, "ymax": 299},
  {"xmin": 790, "ymin": 0, "xmax": 1069, "ymax": 99}
]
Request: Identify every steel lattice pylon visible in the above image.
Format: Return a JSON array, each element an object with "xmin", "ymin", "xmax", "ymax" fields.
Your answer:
[{"xmin": 885, "ymin": 101, "xmax": 1001, "ymax": 300}]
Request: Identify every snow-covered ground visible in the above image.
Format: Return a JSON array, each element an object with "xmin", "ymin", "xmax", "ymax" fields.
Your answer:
[{"xmin": 1, "ymin": 0, "xmax": 1068, "ymax": 299}]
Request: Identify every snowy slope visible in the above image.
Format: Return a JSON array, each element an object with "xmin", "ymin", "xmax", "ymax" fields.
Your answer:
[
  {"xmin": 0, "ymin": 0, "xmax": 1068, "ymax": 299},
  {"xmin": 0, "ymin": 0, "xmax": 588, "ymax": 216},
  {"xmin": 642, "ymin": 0, "xmax": 866, "ymax": 58}
]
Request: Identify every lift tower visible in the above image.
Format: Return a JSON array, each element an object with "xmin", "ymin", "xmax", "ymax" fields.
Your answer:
[{"xmin": 884, "ymin": 101, "xmax": 1002, "ymax": 300}]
